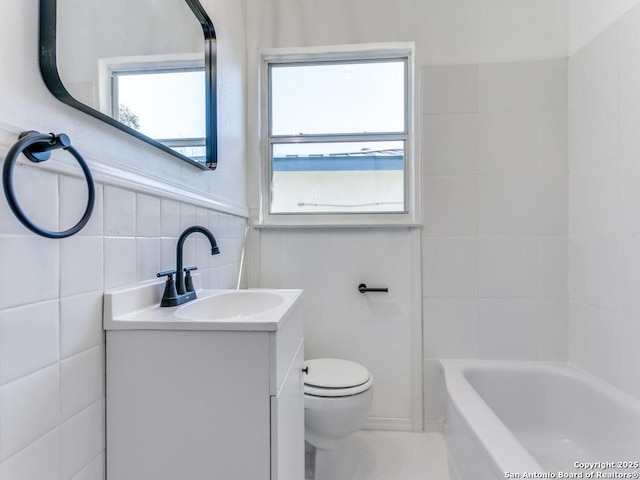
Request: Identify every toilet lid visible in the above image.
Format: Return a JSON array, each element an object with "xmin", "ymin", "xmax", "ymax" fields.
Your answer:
[{"xmin": 303, "ymin": 358, "xmax": 371, "ymax": 389}]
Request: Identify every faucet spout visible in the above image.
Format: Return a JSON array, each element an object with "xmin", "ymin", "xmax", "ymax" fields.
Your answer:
[{"xmin": 176, "ymin": 226, "xmax": 220, "ymax": 295}]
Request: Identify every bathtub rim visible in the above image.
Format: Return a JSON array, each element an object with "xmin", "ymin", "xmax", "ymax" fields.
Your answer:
[
  {"xmin": 441, "ymin": 359, "xmax": 564, "ymax": 478},
  {"xmin": 441, "ymin": 358, "xmax": 640, "ymax": 478}
]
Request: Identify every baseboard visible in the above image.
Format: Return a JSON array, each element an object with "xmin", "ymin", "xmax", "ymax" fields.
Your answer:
[
  {"xmin": 362, "ymin": 417, "xmax": 414, "ymax": 432},
  {"xmin": 424, "ymin": 420, "xmax": 443, "ymax": 433}
]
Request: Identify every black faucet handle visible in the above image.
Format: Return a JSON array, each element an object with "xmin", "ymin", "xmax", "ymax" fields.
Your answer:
[
  {"xmin": 156, "ymin": 269, "xmax": 177, "ymax": 279},
  {"xmin": 183, "ymin": 266, "xmax": 197, "ymax": 293},
  {"xmin": 157, "ymin": 270, "xmax": 180, "ymax": 307}
]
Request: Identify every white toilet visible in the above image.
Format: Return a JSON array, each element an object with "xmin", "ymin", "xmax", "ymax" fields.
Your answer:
[{"xmin": 303, "ymin": 358, "xmax": 374, "ymax": 480}]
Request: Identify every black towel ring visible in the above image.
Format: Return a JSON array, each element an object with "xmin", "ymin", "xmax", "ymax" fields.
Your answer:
[{"xmin": 3, "ymin": 130, "xmax": 95, "ymax": 239}]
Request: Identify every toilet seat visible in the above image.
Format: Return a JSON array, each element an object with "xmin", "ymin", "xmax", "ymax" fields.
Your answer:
[{"xmin": 303, "ymin": 358, "xmax": 373, "ymax": 397}]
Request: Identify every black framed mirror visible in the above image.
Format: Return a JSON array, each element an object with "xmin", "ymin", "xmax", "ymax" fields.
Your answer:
[{"xmin": 39, "ymin": 0, "xmax": 217, "ymax": 170}]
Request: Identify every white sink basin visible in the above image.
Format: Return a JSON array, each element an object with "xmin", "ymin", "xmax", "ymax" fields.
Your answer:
[
  {"xmin": 103, "ymin": 285, "xmax": 302, "ymax": 331},
  {"xmin": 175, "ymin": 290, "xmax": 284, "ymax": 320}
]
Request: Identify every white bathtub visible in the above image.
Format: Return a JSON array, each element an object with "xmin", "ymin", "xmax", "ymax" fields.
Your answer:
[{"xmin": 441, "ymin": 360, "xmax": 640, "ymax": 480}]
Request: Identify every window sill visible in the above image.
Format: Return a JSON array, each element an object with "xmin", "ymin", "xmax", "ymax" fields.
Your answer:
[{"xmin": 254, "ymin": 219, "xmax": 422, "ymax": 229}]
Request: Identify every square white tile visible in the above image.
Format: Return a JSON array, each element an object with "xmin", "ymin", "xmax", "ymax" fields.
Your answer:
[
  {"xmin": 0, "ymin": 235, "xmax": 59, "ymax": 309},
  {"xmin": 60, "ymin": 400, "xmax": 104, "ymax": 480},
  {"xmin": 537, "ymin": 108, "xmax": 568, "ymax": 174},
  {"xmin": 569, "ymin": 89, "xmax": 618, "ymax": 169},
  {"xmin": 569, "ymin": 163, "xmax": 619, "ymax": 236},
  {"xmin": 0, "ymin": 428, "xmax": 60, "ymax": 480},
  {"xmin": 422, "ymin": 65, "xmax": 478, "ymax": 114},
  {"xmin": 479, "ymin": 237, "xmax": 537, "ymax": 298},
  {"xmin": 136, "ymin": 237, "xmax": 161, "ymax": 283},
  {"xmin": 479, "ymin": 298, "xmax": 539, "ymax": 360},
  {"xmin": 103, "ymin": 186, "xmax": 135, "ymax": 237},
  {"xmin": 423, "ymin": 237, "xmax": 478, "ymax": 298},
  {"xmin": 423, "ymin": 298, "xmax": 480, "ymax": 359},
  {"xmin": 537, "ymin": 174, "xmax": 568, "ymax": 235},
  {"xmin": 537, "ymin": 299, "xmax": 567, "ymax": 361},
  {"xmin": 568, "ymin": 237, "xmax": 619, "ymax": 311},
  {"xmin": 479, "ymin": 174, "xmax": 537, "ymax": 235},
  {"xmin": 60, "ymin": 291, "xmax": 104, "ymax": 360},
  {"xmin": 61, "ymin": 345, "xmax": 104, "ymax": 421},
  {"xmin": 423, "ymin": 176, "xmax": 478, "ymax": 236},
  {"xmin": 104, "ymin": 237, "xmax": 136, "ymax": 290},
  {"xmin": 136, "ymin": 194, "xmax": 161, "ymax": 238},
  {"xmin": 479, "ymin": 111, "xmax": 537, "ymax": 174},
  {"xmin": 0, "ymin": 365, "xmax": 60, "ymax": 461},
  {"xmin": 160, "ymin": 199, "xmax": 181, "ymax": 237},
  {"xmin": 0, "ymin": 300, "xmax": 59, "ymax": 385},
  {"xmin": 60, "ymin": 236, "xmax": 104, "ymax": 297},
  {"xmin": 537, "ymin": 237, "xmax": 568, "ymax": 299},
  {"xmin": 479, "ymin": 62, "xmax": 538, "ymax": 112},
  {"xmin": 422, "ymin": 114, "xmax": 479, "ymax": 176}
]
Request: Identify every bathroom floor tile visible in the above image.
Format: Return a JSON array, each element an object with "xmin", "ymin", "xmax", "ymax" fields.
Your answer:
[{"xmin": 353, "ymin": 431, "xmax": 450, "ymax": 480}]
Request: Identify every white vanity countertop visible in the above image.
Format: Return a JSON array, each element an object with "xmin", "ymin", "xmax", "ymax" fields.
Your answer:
[{"xmin": 104, "ymin": 281, "xmax": 303, "ymax": 332}]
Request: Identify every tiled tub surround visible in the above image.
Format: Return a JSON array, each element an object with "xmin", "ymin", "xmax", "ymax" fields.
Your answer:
[
  {"xmin": 421, "ymin": 59, "xmax": 569, "ymax": 428},
  {"xmin": 0, "ymin": 161, "xmax": 246, "ymax": 479},
  {"xmin": 568, "ymin": 3, "xmax": 640, "ymax": 401}
]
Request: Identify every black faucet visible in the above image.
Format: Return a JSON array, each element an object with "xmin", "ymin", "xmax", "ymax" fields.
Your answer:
[{"xmin": 156, "ymin": 225, "xmax": 220, "ymax": 307}]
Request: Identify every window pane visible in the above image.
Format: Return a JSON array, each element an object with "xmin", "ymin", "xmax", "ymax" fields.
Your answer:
[
  {"xmin": 270, "ymin": 141, "xmax": 405, "ymax": 214},
  {"xmin": 271, "ymin": 61, "xmax": 405, "ymax": 136},
  {"xmin": 116, "ymin": 70, "xmax": 205, "ymax": 140}
]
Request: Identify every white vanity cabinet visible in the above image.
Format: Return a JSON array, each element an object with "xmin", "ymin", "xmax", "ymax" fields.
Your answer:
[{"xmin": 104, "ymin": 288, "xmax": 304, "ymax": 480}]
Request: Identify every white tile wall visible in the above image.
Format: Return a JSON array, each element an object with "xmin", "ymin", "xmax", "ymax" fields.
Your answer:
[
  {"xmin": 478, "ymin": 62, "xmax": 539, "ymax": 112},
  {"xmin": 422, "ymin": 65, "xmax": 479, "ymax": 114},
  {"xmin": 0, "ymin": 301, "xmax": 59, "ymax": 385},
  {"xmin": 0, "ymin": 428, "xmax": 60, "ymax": 480},
  {"xmin": 478, "ymin": 299, "xmax": 539, "ymax": 360},
  {"xmin": 0, "ymin": 365, "xmax": 60, "ymax": 461},
  {"xmin": 423, "ymin": 176, "xmax": 478, "ymax": 236},
  {"xmin": 568, "ymin": 1, "xmax": 640, "ymax": 401},
  {"xmin": 422, "ymin": 114, "xmax": 478, "ymax": 175},
  {"xmin": 423, "ymin": 237, "xmax": 478, "ymax": 298},
  {"xmin": 423, "ymin": 298, "xmax": 480, "ymax": 358},
  {"xmin": 478, "ymin": 237, "xmax": 538, "ymax": 298},
  {"xmin": 0, "ymin": 165, "xmax": 247, "ymax": 478},
  {"xmin": 479, "ymin": 111, "xmax": 538, "ymax": 174},
  {"xmin": 479, "ymin": 175, "xmax": 537, "ymax": 235},
  {"xmin": 421, "ymin": 59, "xmax": 569, "ymax": 427}
]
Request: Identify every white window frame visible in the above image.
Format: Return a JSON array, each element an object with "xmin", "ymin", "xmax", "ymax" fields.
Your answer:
[
  {"xmin": 258, "ymin": 43, "xmax": 420, "ymax": 228},
  {"xmin": 99, "ymin": 53, "xmax": 206, "ymax": 153}
]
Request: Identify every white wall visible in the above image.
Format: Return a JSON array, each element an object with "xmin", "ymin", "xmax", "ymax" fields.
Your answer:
[
  {"xmin": 568, "ymin": 3, "xmax": 640, "ymax": 400},
  {"xmin": 569, "ymin": 0, "xmax": 640, "ymax": 54},
  {"xmin": 245, "ymin": 0, "xmax": 570, "ymax": 431},
  {"xmin": 0, "ymin": 0, "xmax": 248, "ymax": 478},
  {"xmin": 0, "ymin": 0, "xmax": 247, "ymax": 211},
  {"xmin": 258, "ymin": 229, "xmax": 421, "ymax": 430}
]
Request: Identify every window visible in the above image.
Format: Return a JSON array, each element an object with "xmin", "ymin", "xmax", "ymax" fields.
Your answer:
[
  {"xmin": 262, "ymin": 45, "xmax": 416, "ymax": 225},
  {"xmin": 101, "ymin": 55, "xmax": 206, "ymax": 163}
]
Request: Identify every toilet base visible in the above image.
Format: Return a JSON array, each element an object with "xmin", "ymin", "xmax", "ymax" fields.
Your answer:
[{"xmin": 306, "ymin": 436, "xmax": 357, "ymax": 480}]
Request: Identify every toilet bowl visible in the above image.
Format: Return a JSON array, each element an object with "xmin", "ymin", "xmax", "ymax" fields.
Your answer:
[{"xmin": 303, "ymin": 358, "xmax": 373, "ymax": 480}]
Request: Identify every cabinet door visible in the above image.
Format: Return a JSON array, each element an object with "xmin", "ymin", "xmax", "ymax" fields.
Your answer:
[{"xmin": 271, "ymin": 340, "xmax": 304, "ymax": 480}]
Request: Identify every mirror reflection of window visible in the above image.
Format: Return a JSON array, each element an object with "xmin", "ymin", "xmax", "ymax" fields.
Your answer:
[{"xmin": 113, "ymin": 68, "xmax": 206, "ymax": 162}]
